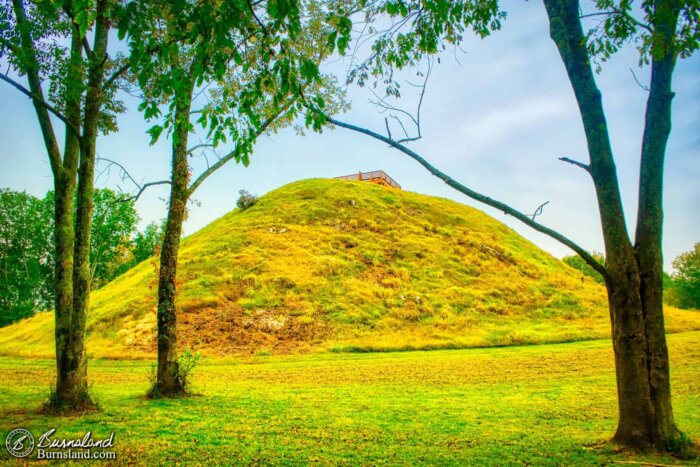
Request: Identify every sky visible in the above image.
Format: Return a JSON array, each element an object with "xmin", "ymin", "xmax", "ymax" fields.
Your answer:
[{"xmin": 0, "ymin": 2, "xmax": 698, "ymax": 271}]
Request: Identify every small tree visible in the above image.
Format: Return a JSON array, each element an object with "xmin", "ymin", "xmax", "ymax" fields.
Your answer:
[
  {"xmin": 669, "ymin": 243, "xmax": 700, "ymax": 309},
  {"xmin": 236, "ymin": 190, "xmax": 259, "ymax": 211},
  {"xmin": 119, "ymin": 0, "xmax": 352, "ymax": 397}
]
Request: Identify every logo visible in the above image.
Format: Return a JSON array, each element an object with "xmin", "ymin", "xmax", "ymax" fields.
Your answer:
[{"xmin": 5, "ymin": 428, "xmax": 35, "ymax": 458}]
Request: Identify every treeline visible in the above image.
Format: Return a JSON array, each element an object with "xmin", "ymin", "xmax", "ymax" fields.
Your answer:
[
  {"xmin": 0, "ymin": 188, "xmax": 162, "ymax": 326},
  {"xmin": 563, "ymin": 247, "xmax": 700, "ymax": 310}
]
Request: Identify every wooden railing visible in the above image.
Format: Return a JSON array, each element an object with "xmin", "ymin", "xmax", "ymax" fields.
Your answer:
[{"xmin": 334, "ymin": 170, "xmax": 401, "ymax": 189}]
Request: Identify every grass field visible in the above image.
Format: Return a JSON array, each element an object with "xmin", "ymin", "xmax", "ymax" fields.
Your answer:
[{"xmin": 1, "ymin": 332, "xmax": 698, "ymax": 465}]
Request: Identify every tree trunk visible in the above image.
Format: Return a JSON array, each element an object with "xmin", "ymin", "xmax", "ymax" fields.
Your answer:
[
  {"xmin": 632, "ymin": 0, "xmax": 683, "ymax": 451},
  {"xmin": 52, "ymin": 25, "xmax": 88, "ymax": 410},
  {"xmin": 152, "ymin": 78, "xmax": 194, "ymax": 397},
  {"xmin": 542, "ymin": 0, "xmax": 686, "ymax": 453},
  {"xmin": 605, "ymin": 268, "xmax": 655, "ymax": 448},
  {"xmin": 53, "ymin": 170, "xmax": 84, "ymax": 407},
  {"xmin": 65, "ymin": 0, "xmax": 110, "ymax": 410}
]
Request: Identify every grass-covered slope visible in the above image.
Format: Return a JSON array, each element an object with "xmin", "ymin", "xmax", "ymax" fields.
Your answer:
[{"xmin": 1, "ymin": 178, "xmax": 698, "ymax": 357}]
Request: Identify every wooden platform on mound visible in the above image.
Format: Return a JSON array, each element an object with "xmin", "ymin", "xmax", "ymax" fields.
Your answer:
[{"xmin": 335, "ymin": 170, "xmax": 401, "ymax": 189}]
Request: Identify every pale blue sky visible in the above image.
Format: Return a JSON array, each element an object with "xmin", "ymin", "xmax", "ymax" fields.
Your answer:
[{"xmin": 1, "ymin": 1, "xmax": 698, "ymax": 270}]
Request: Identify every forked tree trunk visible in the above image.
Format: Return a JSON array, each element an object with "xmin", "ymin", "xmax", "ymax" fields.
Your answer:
[
  {"xmin": 11, "ymin": 0, "xmax": 111, "ymax": 410},
  {"xmin": 543, "ymin": 0, "xmax": 685, "ymax": 452},
  {"xmin": 153, "ymin": 78, "xmax": 195, "ymax": 397}
]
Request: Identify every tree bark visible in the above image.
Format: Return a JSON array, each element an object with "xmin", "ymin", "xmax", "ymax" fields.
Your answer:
[
  {"xmin": 633, "ymin": 0, "xmax": 683, "ymax": 450},
  {"xmin": 152, "ymin": 77, "xmax": 195, "ymax": 397},
  {"xmin": 542, "ymin": 0, "xmax": 685, "ymax": 452},
  {"xmin": 67, "ymin": 0, "xmax": 110, "ymax": 409},
  {"xmin": 53, "ymin": 17, "xmax": 86, "ymax": 409}
]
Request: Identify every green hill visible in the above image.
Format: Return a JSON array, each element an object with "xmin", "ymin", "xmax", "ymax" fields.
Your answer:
[{"xmin": 2, "ymin": 178, "xmax": 698, "ymax": 358}]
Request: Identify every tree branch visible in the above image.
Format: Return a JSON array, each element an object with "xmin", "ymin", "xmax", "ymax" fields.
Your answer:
[
  {"xmin": 629, "ymin": 68, "xmax": 650, "ymax": 92},
  {"xmin": 530, "ymin": 201, "xmax": 550, "ymax": 221},
  {"xmin": 98, "ymin": 156, "xmax": 171, "ymax": 202},
  {"xmin": 247, "ymin": 0, "xmax": 267, "ymax": 35},
  {"xmin": 103, "ymin": 62, "xmax": 131, "ymax": 89},
  {"xmin": 121, "ymin": 180, "xmax": 172, "ymax": 202},
  {"xmin": 9, "ymin": 0, "xmax": 65, "ymax": 173},
  {"xmin": 187, "ymin": 102, "xmax": 294, "ymax": 196},
  {"xmin": 324, "ymin": 114, "xmax": 608, "ymax": 279},
  {"xmin": 0, "ymin": 73, "xmax": 82, "ymax": 140},
  {"xmin": 558, "ymin": 156, "xmax": 591, "ymax": 174}
]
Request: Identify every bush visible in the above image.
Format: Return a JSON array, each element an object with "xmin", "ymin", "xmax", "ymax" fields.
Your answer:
[
  {"xmin": 562, "ymin": 252, "xmax": 605, "ymax": 284},
  {"xmin": 236, "ymin": 190, "xmax": 259, "ymax": 211},
  {"xmin": 666, "ymin": 243, "xmax": 700, "ymax": 309}
]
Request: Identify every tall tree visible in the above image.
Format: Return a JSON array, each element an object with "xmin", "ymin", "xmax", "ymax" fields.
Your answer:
[
  {"xmin": 1, "ymin": 0, "xmax": 130, "ymax": 411},
  {"xmin": 0, "ymin": 189, "xmax": 53, "ymax": 325},
  {"xmin": 316, "ymin": 0, "xmax": 699, "ymax": 454},
  {"xmin": 0, "ymin": 188, "xmax": 141, "ymax": 325},
  {"xmin": 118, "ymin": 0, "xmax": 352, "ymax": 397}
]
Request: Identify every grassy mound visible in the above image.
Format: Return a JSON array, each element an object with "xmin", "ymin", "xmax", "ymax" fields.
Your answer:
[{"xmin": 1, "ymin": 178, "xmax": 698, "ymax": 357}]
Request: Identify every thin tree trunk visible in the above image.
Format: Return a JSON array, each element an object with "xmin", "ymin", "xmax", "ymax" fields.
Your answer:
[
  {"xmin": 68, "ymin": 0, "xmax": 110, "ymax": 409},
  {"xmin": 11, "ymin": 0, "xmax": 81, "ymax": 407},
  {"xmin": 53, "ymin": 25, "xmax": 85, "ymax": 409},
  {"xmin": 152, "ymin": 77, "xmax": 195, "ymax": 397}
]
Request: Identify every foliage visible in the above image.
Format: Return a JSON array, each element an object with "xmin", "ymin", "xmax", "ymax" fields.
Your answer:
[
  {"xmin": 236, "ymin": 190, "xmax": 259, "ymax": 211},
  {"xmin": 584, "ymin": 0, "xmax": 700, "ymax": 70},
  {"xmin": 89, "ymin": 189, "xmax": 140, "ymax": 288},
  {"xmin": 666, "ymin": 243, "xmax": 700, "ymax": 309},
  {"xmin": 43, "ymin": 189, "xmax": 141, "ymax": 289},
  {"xmin": 177, "ymin": 348, "xmax": 202, "ymax": 392},
  {"xmin": 0, "ymin": 332, "xmax": 699, "ymax": 463},
  {"xmin": 0, "ymin": 189, "xmax": 53, "ymax": 325},
  {"xmin": 563, "ymin": 252, "xmax": 606, "ymax": 284},
  {"xmin": 0, "ymin": 188, "xmax": 157, "ymax": 326},
  {"xmin": 2, "ymin": 179, "xmax": 699, "ymax": 357},
  {"xmin": 129, "ymin": 222, "xmax": 165, "ymax": 267},
  {"xmin": 117, "ymin": 0, "xmax": 353, "ymax": 165},
  {"xmin": 348, "ymin": 1, "xmax": 506, "ymax": 94},
  {"xmin": 0, "ymin": 0, "xmax": 126, "ymax": 134}
]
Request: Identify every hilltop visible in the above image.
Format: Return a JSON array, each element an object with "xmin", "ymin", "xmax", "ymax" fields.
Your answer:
[{"xmin": 1, "ymin": 178, "xmax": 698, "ymax": 358}]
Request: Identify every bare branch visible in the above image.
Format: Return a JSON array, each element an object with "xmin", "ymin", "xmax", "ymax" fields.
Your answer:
[
  {"xmin": 530, "ymin": 201, "xmax": 550, "ymax": 221},
  {"xmin": 629, "ymin": 68, "xmax": 650, "ymax": 92},
  {"xmin": 121, "ymin": 181, "xmax": 172, "ymax": 202},
  {"xmin": 323, "ymin": 114, "xmax": 608, "ymax": 279},
  {"xmin": 187, "ymin": 143, "xmax": 215, "ymax": 155},
  {"xmin": 98, "ymin": 156, "xmax": 171, "ymax": 202},
  {"xmin": 579, "ymin": 8, "xmax": 651, "ymax": 32},
  {"xmin": 559, "ymin": 156, "xmax": 591, "ymax": 174},
  {"xmin": 370, "ymin": 59, "xmax": 431, "ymax": 145}
]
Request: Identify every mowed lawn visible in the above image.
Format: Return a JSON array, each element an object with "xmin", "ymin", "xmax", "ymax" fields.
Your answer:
[{"xmin": 1, "ymin": 333, "xmax": 699, "ymax": 465}]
